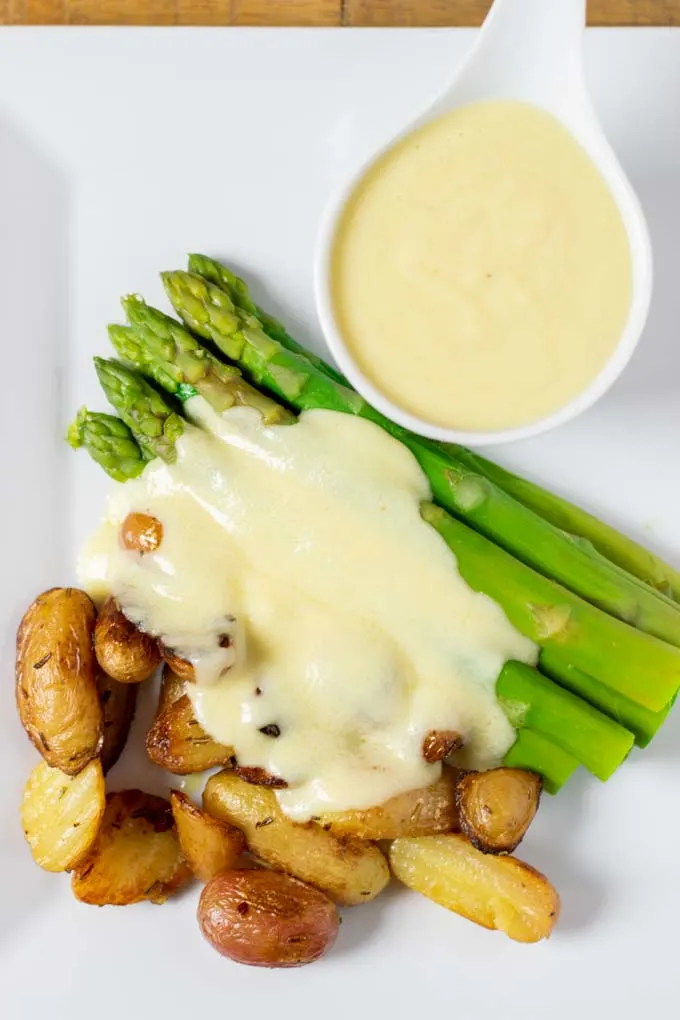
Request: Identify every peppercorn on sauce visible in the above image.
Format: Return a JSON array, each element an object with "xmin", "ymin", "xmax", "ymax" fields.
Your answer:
[
  {"xmin": 79, "ymin": 398, "xmax": 535, "ymax": 820},
  {"xmin": 331, "ymin": 100, "xmax": 633, "ymax": 432}
]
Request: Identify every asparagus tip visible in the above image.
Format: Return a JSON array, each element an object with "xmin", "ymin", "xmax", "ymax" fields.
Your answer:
[{"xmin": 66, "ymin": 406, "xmax": 87, "ymax": 449}]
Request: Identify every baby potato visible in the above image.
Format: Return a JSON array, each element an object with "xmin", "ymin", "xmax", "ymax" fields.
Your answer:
[
  {"xmin": 160, "ymin": 647, "xmax": 195, "ymax": 683},
  {"xmin": 16, "ymin": 588, "xmax": 103, "ymax": 774},
  {"xmin": 94, "ymin": 597, "xmax": 161, "ymax": 684},
  {"xmin": 320, "ymin": 766, "xmax": 461, "ymax": 839},
  {"xmin": 72, "ymin": 789, "xmax": 191, "ymax": 905},
  {"xmin": 456, "ymin": 768, "xmax": 542, "ymax": 854},
  {"xmin": 389, "ymin": 834, "xmax": 559, "ymax": 943},
  {"xmin": 199, "ymin": 869, "xmax": 339, "ymax": 968},
  {"xmin": 422, "ymin": 730, "xmax": 463, "ymax": 763},
  {"xmin": 204, "ymin": 771, "xmax": 390, "ymax": 905},
  {"xmin": 97, "ymin": 670, "xmax": 138, "ymax": 774},
  {"xmin": 120, "ymin": 511, "xmax": 163, "ymax": 553},
  {"xmin": 146, "ymin": 687, "xmax": 235, "ymax": 775},
  {"xmin": 21, "ymin": 758, "xmax": 105, "ymax": 872},
  {"xmin": 171, "ymin": 790, "xmax": 245, "ymax": 881}
]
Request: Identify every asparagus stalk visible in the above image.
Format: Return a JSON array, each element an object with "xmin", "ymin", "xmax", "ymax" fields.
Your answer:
[
  {"xmin": 496, "ymin": 660, "xmax": 633, "ymax": 781},
  {"xmin": 539, "ymin": 648, "xmax": 670, "ymax": 748},
  {"xmin": 94, "ymin": 357, "xmax": 184, "ymax": 463},
  {"xmin": 162, "ymin": 270, "xmax": 680, "ymax": 651},
  {"xmin": 503, "ymin": 728, "xmax": 579, "ymax": 794},
  {"xmin": 67, "ymin": 407, "xmax": 150, "ymax": 482}
]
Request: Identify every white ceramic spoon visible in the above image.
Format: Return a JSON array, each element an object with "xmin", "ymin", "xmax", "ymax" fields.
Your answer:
[{"xmin": 315, "ymin": 0, "xmax": 652, "ymax": 446}]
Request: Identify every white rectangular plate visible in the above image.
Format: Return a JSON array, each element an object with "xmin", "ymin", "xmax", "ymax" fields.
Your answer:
[{"xmin": 1, "ymin": 26, "xmax": 679, "ymax": 1019}]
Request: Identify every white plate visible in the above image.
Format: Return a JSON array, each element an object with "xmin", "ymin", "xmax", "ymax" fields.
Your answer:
[{"xmin": 1, "ymin": 26, "xmax": 679, "ymax": 1019}]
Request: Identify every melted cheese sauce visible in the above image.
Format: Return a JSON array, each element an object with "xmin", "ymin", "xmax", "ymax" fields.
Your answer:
[
  {"xmin": 79, "ymin": 399, "xmax": 535, "ymax": 819},
  {"xmin": 331, "ymin": 100, "xmax": 633, "ymax": 432}
]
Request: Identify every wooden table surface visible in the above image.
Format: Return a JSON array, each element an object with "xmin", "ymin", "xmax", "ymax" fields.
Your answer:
[{"xmin": 1, "ymin": 0, "xmax": 678, "ymax": 28}]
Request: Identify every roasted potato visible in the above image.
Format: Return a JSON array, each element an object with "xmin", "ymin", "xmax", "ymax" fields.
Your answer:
[
  {"xmin": 16, "ymin": 588, "xmax": 103, "ymax": 774},
  {"xmin": 422, "ymin": 730, "xmax": 463, "ymax": 763},
  {"xmin": 170, "ymin": 790, "xmax": 245, "ymax": 881},
  {"xmin": 234, "ymin": 765, "xmax": 287, "ymax": 788},
  {"xmin": 97, "ymin": 670, "xmax": 138, "ymax": 774},
  {"xmin": 120, "ymin": 511, "xmax": 163, "ymax": 554},
  {"xmin": 21, "ymin": 758, "xmax": 105, "ymax": 872},
  {"xmin": 158, "ymin": 662, "xmax": 186, "ymax": 708},
  {"xmin": 71, "ymin": 789, "xmax": 191, "ymax": 905},
  {"xmin": 456, "ymin": 768, "xmax": 541, "ymax": 854},
  {"xmin": 319, "ymin": 766, "xmax": 460, "ymax": 839},
  {"xmin": 389, "ymin": 834, "xmax": 559, "ymax": 943},
  {"xmin": 199, "ymin": 869, "xmax": 339, "ymax": 968},
  {"xmin": 146, "ymin": 690, "xmax": 234, "ymax": 775},
  {"xmin": 94, "ymin": 597, "xmax": 161, "ymax": 684},
  {"xmin": 204, "ymin": 771, "xmax": 390, "ymax": 905},
  {"xmin": 160, "ymin": 647, "xmax": 195, "ymax": 683}
]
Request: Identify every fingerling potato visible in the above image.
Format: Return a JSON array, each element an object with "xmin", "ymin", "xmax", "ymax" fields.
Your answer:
[
  {"xmin": 146, "ymin": 693, "xmax": 235, "ymax": 775},
  {"xmin": 320, "ymin": 766, "xmax": 461, "ymax": 839},
  {"xmin": 422, "ymin": 730, "xmax": 463, "ymax": 763},
  {"xmin": 171, "ymin": 790, "xmax": 245, "ymax": 881},
  {"xmin": 120, "ymin": 511, "xmax": 163, "ymax": 554},
  {"xmin": 160, "ymin": 646, "xmax": 195, "ymax": 683},
  {"xmin": 456, "ymin": 768, "xmax": 541, "ymax": 854},
  {"xmin": 204, "ymin": 771, "xmax": 390, "ymax": 905},
  {"xmin": 16, "ymin": 588, "xmax": 103, "ymax": 774},
  {"xmin": 21, "ymin": 758, "xmax": 105, "ymax": 872},
  {"xmin": 71, "ymin": 789, "xmax": 191, "ymax": 905},
  {"xmin": 94, "ymin": 597, "xmax": 161, "ymax": 684},
  {"xmin": 389, "ymin": 834, "xmax": 559, "ymax": 943},
  {"xmin": 199, "ymin": 869, "xmax": 339, "ymax": 968},
  {"xmin": 97, "ymin": 670, "xmax": 138, "ymax": 774}
]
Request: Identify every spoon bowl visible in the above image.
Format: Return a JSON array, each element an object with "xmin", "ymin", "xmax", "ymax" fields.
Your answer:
[{"xmin": 315, "ymin": 0, "xmax": 652, "ymax": 446}]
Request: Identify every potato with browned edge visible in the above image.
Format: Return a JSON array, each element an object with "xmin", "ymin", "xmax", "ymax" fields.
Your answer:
[
  {"xmin": 390, "ymin": 833, "xmax": 559, "ymax": 943},
  {"xmin": 71, "ymin": 789, "xmax": 191, "ymax": 905},
  {"xmin": 456, "ymin": 767, "xmax": 541, "ymax": 854},
  {"xmin": 204, "ymin": 771, "xmax": 389, "ymax": 905},
  {"xmin": 199, "ymin": 869, "xmax": 339, "ymax": 968},
  {"xmin": 171, "ymin": 790, "xmax": 245, "ymax": 881},
  {"xmin": 16, "ymin": 588, "xmax": 103, "ymax": 775},
  {"xmin": 319, "ymin": 766, "xmax": 461, "ymax": 839},
  {"xmin": 21, "ymin": 759, "xmax": 105, "ymax": 872},
  {"xmin": 160, "ymin": 647, "xmax": 196, "ymax": 683},
  {"xmin": 146, "ymin": 669, "xmax": 235, "ymax": 775},
  {"xmin": 120, "ymin": 511, "xmax": 163, "ymax": 554},
  {"xmin": 97, "ymin": 670, "xmax": 138, "ymax": 774},
  {"xmin": 94, "ymin": 596, "xmax": 161, "ymax": 684}
]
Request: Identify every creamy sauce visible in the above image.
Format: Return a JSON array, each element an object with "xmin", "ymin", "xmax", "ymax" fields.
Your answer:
[
  {"xmin": 331, "ymin": 100, "xmax": 633, "ymax": 432},
  {"xmin": 79, "ymin": 399, "xmax": 535, "ymax": 819}
]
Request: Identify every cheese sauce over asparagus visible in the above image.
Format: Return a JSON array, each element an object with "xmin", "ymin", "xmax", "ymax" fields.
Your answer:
[
  {"xmin": 79, "ymin": 398, "xmax": 535, "ymax": 819},
  {"xmin": 331, "ymin": 100, "xmax": 632, "ymax": 432}
]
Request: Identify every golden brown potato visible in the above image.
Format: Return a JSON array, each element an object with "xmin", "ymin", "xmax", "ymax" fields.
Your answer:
[
  {"xmin": 422, "ymin": 730, "xmax": 463, "ymax": 763},
  {"xmin": 456, "ymin": 768, "xmax": 541, "ymax": 854},
  {"xmin": 120, "ymin": 511, "xmax": 163, "ymax": 554},
  {"xmin": 21, "ymin": 758, "xmax": 105, "ymax": 873},
  {"xmin": 158, "ymin": 663, "xmax": 186, "ymax": 709},
  {"xmin": 198, "ymin": 869, "xmax": 339, "ymax": 968},
  {"xmin": 146, "ymin": 693, "xmax": 234, "ymax": 775},
  {"xmin": 170, "ymin": 790, "xmax": 245, "ymax": 881},
  {"xmin": 94, "ymin": 597, "xmax": 161, "ymax": 684},
  {"xmin": 234, "ymin": 765, "xmax": 287, "ymax": 789},
  {"xmin": 160, "ymin": 647, "xmax": 195, "ymax": 683},
  {"xmin": 204, "ymin": 771, "xmax": 390, "ymax": 905},
  {"xmin": 389, "ymin": 834, "xmax": 559, "ymax": 943},
  {"xmin": 16, "ymin": 588, "xmax": 103, "ymax": 775},
  {"xmin": 97, "ymin": 671, "xmax": 138, "ymax": 774},
  {"xmin": 71, "ymin": 789, "xmax": 192, "ymax": 905},
  {"xmin": 320, "ymin": 766, "xmax": 461, "ymax": 840}
]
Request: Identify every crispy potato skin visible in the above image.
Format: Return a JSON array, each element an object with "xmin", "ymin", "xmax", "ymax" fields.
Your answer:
[
  {"xmin": 97, "ymin": 671, "xmax": 138, "ymax": 774},
  {"xmin": 199, "ymin": 869, "xmax": 339, "ymax": 968},
  {"xmin": 146, "ymin": 692, "xmax": 235, "ymax": 775},
  {"xmin": 71, "ymin": 790, "xmax": 191, "ymax": 905},
  {"xmin": 389, "ymin": 834, "xmax": 559, "ymax": 943},
  {"xmin": 171, "ymin": 791, "xmax": 245, "ymax": 881},
  {"xmin": 160, "ymin": 648, "xmax": 195, "ymax": 682},
  {"xmin": 203, "ymin": 771, "xmax": 390, "ymax": 905},
  {"xmin": 16, "ymin": 588, "xmax": 103, "ymax": 775},
  {"xmin": 158, "ymin": 663, "xmax": 186, "ymax": 709},
  {"xmin": 94, "ymin": 597, "xmax": 161, "ymax": 684},
  {"xmin": 234, "ymin": 766, "xmax": 287, "ymax": 789},
  {"xmin": 456, "ymin": 768, "xmax": 541, "ymax": 855},
  {"xmin": 422, "ymin": 730, "xmax": 463, "ymax": 764},
  {"xmin": 21, "ymin": 759, "xmax": 105, "ymax": 873},
  {"xmin": 320, "ymin": 766, "xmax": 461, "ymax": 840},
  {"xmin": 120, "ymin": 511, "xmax": 163, "ymax": 554}
]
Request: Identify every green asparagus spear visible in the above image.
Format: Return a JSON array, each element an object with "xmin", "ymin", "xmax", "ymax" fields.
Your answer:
[
  {"xmin": 421, "ymin": 501, "xmax": 680, "ymax": 712},
  {"xmin": 162, "ymin": 269, "xmax": 680, "ymax": 650},
  {"xmin": 496, "ymin": 660, "xmax": 633, "ymax": 781},
  {"xmin": 67, "ymin": 407, "xmax": 149, "ymax": 482},
  {"xmin": 94, "ymin": 357, "xmax": 184, "ymax": 463},
  {"xmin": 503, "ymin": 728, "xmax": 579, "ymax": 794}
]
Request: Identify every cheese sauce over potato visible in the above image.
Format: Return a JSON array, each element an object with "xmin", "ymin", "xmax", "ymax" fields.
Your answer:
[{"xmin": 79, "ymin": 399, "xmax": 534, "ymax": 819}]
